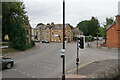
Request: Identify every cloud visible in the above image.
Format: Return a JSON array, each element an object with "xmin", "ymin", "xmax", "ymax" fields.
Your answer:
[{"xmin": 24, "ymin": 0, "xmax": 120, "ymax": 28}]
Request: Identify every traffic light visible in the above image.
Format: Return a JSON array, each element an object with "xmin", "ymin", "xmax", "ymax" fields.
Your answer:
[{"xmin": 78, "ymin": 36, "xmax": 85, "ymax": 49}]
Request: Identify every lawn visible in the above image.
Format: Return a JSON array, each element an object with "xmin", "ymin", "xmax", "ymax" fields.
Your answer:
[
  {"xmin": 2, "ymin": 48, "xmax": 18, "ymax": 54},
  {"xmin": 0, "ymin": 42, "xmax": 18, "ymax": 54}
]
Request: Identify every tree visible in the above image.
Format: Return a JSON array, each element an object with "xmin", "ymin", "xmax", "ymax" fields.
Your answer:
[
  {"xmin": 98, "ymin": 27, "xmax": 104, "ymax": 37},
  {"xmin": 77, "ymin": 17, "xmax": 100, "ymax": 36},
  {"xmin": 2, "ymin": 2, "xmax": 30, "ymax": 50},
  {"xmin": 37, "ymin": 23, "xmax": 45, "ymax": 26},
  {"xmin": 106, "ymin": 17, "xmax": 116, "ymax": 26},
  {"xmin": 102, "ymin": 17, "xmax": 116, "ymax": 37}
]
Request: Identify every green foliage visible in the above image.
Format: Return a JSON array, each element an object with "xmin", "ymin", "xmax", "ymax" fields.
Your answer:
[
  {"xmin": 102, "ymin": 17, "xmax": 116, "ymax": 37},
  {"xmin": 98, "ymin": 27, "xmax": 105, "ymax": 37},
  {"xmin": 105, "ymin": 17, "xmax": 116, "ymax": 26},
  {"xmin": 31, "ymin": 40, "xmax": 35, "ymax": 47},
  {"xmin": 2, "ymin": 2, "xmax": 32, "ymax": 51},
  {"xmin": 77, "ymin": 17, "xmax": 100, "ymax": 37},
  {"xmin": 85, "ymin": 36, "xmax": 94, "ymax": 42},
  {"xmin": 37, "ymin": 23, "xmax": 45, "ymax": 26}
]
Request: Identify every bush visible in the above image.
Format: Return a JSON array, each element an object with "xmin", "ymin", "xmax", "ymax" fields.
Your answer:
[
  {"xmin": 73, "ymin": 37, "xmax": 78, "ymax": 41},
  {"xmin": 31, "ymin": 40, "xmax": 35, "ymax": 47},
  {"xmin": 85, "ymin": 36, "xmax": 94, "ymax": 42},
  {"xmin": 10, "ymin": 37, "xmax": 27, "ymax": 51}
]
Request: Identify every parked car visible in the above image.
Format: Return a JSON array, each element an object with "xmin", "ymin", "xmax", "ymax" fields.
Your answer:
[
  {"xmin": 42, "ymin": 40, "xmax": 49, "ymax": 43},
  {"xmin": 0, "ymin": 57, "xmax": 14, "ymax": 70},
  {"xmin": 34, "ymin": 39, "xmax": 40, "ymax": 42}
]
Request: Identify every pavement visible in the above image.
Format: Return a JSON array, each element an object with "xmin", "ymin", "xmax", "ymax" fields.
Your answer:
[
  {"xmin": 66, "ymin": 40, "xmax": 119, "ymax": 79},
  {"xmin": 66, "ymin": 59, "xmax": 119, "ymax": 78}
]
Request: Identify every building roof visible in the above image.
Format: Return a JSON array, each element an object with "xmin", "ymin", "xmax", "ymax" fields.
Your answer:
[
  {"xmin": 106, "ymin": 25, "xmax": 112, "ymax": 30},
  {"xmin": 52, "ymin": 24, "xmax": 68, "ymax": 30},
  {"xmin": 106, "ymin": 24, "xmax": 116, "ymax": 30},
  {"xmin": 35, "ymin": 25, "xmax": 51, "ymax": 30},
  {"xmin": 71, "ymin": 28, "xmax": 83, "ymax": 34}
]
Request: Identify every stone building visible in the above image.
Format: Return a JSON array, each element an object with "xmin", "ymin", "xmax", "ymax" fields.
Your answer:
[
  {"xmin": 50, "ymin": 24, "xmax": 72, "ymax": 42},
  {"xmin": 34, "ymin": 23, "xmax": 72, "ymax": 43}
]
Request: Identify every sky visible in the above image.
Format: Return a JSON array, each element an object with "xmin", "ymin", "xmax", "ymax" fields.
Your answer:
[{"xmin": 23, "ymin": 0, "xmax": 120, "ymax": 28}]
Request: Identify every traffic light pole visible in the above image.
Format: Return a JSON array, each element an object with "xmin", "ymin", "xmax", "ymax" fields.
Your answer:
[{"xmin": 76, "ymin": 39, "xmax": 79, "ymax": 74}]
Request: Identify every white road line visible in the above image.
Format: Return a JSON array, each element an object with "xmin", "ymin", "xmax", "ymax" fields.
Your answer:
[
  {"xmin": 32, "ymin": 76, "xmax": 35, "ymax": 78},
  {"xmin": 67, "ymin": 59, "xmax": 113, "ymax": 74},
  {"xmin": 27, "ymin": 74, "xmax": 30, "ymax": 77}
]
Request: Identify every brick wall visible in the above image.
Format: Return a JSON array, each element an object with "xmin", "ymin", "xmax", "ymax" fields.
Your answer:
[{"xmin": 106, "ymin": 15, "xmax": 120, "ymax": 48}]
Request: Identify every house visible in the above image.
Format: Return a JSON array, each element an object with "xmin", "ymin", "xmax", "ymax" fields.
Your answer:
[
  {"xmin": 34, "ymin": 22, "xmax": 73, "ymax": 43},
  {"xmin": 105, "ymin": 1, "xmax": 120, "ymax": 48},
  {"xmin": 34, "ymin": 25, "xmax": 51, "ymax": 42},
  {"xmin": 105, "ymin": 15, "xmax": 120, "ymax": 48},
  {"xmin": 71, "ymin": 28, "xmax": 83, "ymax": 41},
  {"xmin": 24, "ymin": 22, "xmax": 32, "ymax": 43},
  {"xmin": 50, "ymin": 23, "xmax": 72, "ymax": 42}
]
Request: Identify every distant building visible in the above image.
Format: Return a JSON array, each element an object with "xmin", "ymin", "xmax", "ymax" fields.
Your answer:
[
  {"xmin": 71, "ymin": 28, "xmax": 83, "ymax": 41},
  {"xmin": 105, "ymin": 15, "xmax": 120, "ymax": 48},
  {"xmin": 51, "ymin": 23, "xmax": 72, "ymax": 42},
  {"xmin": 34, "ymin": 23, "xmax": 73, "ymax": 43},
  {"xmin": 25, "ymin": 22, "xmax": 32, "ymax": 43},
  {"xmin": 34, "ymin": 25, "xmax": 51, "ymax": 42}
]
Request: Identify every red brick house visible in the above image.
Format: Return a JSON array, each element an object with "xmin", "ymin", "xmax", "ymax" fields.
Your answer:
[{"xmin": 105, "ymin": 15, "xmax": 120, "ymax": 48}]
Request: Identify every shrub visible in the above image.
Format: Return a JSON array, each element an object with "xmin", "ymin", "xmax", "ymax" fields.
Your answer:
[
  {"xmin": 31, "ymin": 40, "xmax": 35, "ymax": 47},
  {"xmin": 85, "ymin": 36, "xmax": 94, "ymax": 42}
]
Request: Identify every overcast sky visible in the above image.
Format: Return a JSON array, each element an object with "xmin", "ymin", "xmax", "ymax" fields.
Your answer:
[{"xmin": 23, "ymin": 0, "xmax": 120, "ymax": 28}]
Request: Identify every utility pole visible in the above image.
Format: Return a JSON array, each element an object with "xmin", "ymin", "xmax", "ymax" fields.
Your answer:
[{"xmin": 61, "ymin": 0, "xmax": 65, "ymax": 80}]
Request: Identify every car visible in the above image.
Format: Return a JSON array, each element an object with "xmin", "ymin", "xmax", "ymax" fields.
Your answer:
[
  {"xmin": 34, "ymin": 39, "xmax": 40, "ymax": 42},
  {"xmin": 0, "ymin": 57, "xmax": 14, "ymax": 70},
  {"xmin": 42, "ymin": 40, "xmax": 49, "ymax": 43}
]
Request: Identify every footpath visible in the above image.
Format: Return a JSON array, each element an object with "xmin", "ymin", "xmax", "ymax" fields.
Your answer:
[{"xmin": 66, "ymin": 41, "xmax": 120, "ymax": 79}]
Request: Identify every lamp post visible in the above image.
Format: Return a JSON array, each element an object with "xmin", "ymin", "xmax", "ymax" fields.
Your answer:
[{"xmin": 61, "ymin": 0, "xmax": 65, "ymax": 80}]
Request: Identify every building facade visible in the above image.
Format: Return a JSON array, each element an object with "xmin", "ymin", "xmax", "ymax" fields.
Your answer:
[
  {"xmin": 34, "ymin": 25, "xmax": 51, "ymax": 42},
  {"xmin": 50, "ymin": 24, "xmax": 72, "ymax": 42},
  {"xmin": 25, "ymin": 23, "xmax": 32, "ymax": 43},
  {"xmin": 105, "ymin": 15, "xmax": 120, "ymax": 48},
  {"xmin": 34, "ymin": 23, "xmax": 72, "ymax": 43}
]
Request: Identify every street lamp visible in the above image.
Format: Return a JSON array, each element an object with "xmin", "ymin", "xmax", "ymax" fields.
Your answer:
[{"xmin": 61, "ymin": 0, "xmax": 65, "ymax": 80}]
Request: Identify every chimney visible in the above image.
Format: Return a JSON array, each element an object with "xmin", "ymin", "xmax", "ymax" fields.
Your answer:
[
  {"xmin": 51, "ymin": 22, "xmax": 54, "ymax": 27},
  {"xmin": 116, "ymin": 1, "xmax": 120, "ymax": 30},
  {"xmin": 118, "ymin": 1, "xmax": 120, "ymax": 15}
]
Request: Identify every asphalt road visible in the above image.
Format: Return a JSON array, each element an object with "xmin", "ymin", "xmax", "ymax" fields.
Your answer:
[{"xmin": 2, "ymin": 42, "xmax": 118, "ymax": 78}]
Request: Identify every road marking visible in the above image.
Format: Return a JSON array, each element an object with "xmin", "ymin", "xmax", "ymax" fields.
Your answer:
[
  {"xmin": 27, "ymin": 74, "xmax": 30, "ymax": 77},
  {"xmin": 32, "ymin": 76, "xmax": 35, "ymax": 78},
  {"xmin": 67, "ymin": 59, "xmax": 113, "ymax": 74},
  {"xmin": 36, "ymin": 65, "xmax": 39, "ymax": 67}
]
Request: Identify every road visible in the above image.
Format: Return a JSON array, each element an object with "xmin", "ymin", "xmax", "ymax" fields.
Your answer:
[{"xmin": 2, "ymin": 42, "xmax": 118, "ymax": 78}]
